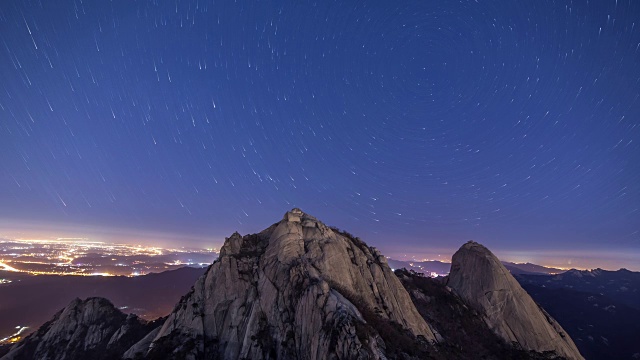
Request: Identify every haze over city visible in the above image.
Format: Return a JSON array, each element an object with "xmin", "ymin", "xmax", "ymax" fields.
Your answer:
[{"xmin": 1, "ymin": 1, "xmax": 639, "ymax": 270}]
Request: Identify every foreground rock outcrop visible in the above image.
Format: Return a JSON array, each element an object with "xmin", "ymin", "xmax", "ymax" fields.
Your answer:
[
  {"xmin": 131, "ymin": 208, "xmax": 436, "ymax": 359},
  {"xmin": 1, "ymin": 297, "xmax": 162, "ymax": 360},
  {"xmin": 446, "ymin": 241, "xmax": 584, "ymax": 360}
]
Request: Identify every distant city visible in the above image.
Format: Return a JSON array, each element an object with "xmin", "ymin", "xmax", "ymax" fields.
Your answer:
[
  {"xmin": 0, "ymin": 238, "xmax": 218, "ymax": 277},
  {"xmin": 0, "ymin": 238, "xmax": 217, "ymax": 344}
]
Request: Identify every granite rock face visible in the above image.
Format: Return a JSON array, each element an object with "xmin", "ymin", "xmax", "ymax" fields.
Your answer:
[
  {"xmin": 128, "ymin": 208, "xmax": 436, "ymax": 359},
  {"xmin": 446, "ymin": 241, "xmax": 584, "ymax": 360},
  {"xmin": 1, "ymin": 297, "xmax": 159, "ymax": 360}
]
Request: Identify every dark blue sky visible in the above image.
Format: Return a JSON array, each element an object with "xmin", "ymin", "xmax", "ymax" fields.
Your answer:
[{"xmin": 1, "ymin": 1, "xmax": 639, "ymax": 269}]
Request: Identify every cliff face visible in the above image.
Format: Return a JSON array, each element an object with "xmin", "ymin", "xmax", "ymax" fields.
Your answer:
[
  {"xmin": 130, "ymin": 208, "xmax": 436, "ymax": 359},
  {"xmin": 398, "ymin": 269, "xmax": 581, "ymax": 360},
  {"xmin": 1, "ymin": 297, "xmax": 159, "ymax": 360},
  {"xmin": 446, "ymin": 241, "xmax": 584, "ymax": 360}
]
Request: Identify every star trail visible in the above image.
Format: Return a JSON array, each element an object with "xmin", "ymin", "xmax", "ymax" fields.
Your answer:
[{"xmin": 1, "ymin": 0, "xmax": 639, "ymax": 269}]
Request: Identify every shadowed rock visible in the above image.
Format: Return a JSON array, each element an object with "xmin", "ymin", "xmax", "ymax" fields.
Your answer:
[{"xmin": 1, "ymin": 297, "xmax": 161, "ymax": 360}]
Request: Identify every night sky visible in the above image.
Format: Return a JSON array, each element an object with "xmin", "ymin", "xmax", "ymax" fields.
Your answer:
[{"xmin": 1, "ymin": 1, "xmax": 639, "ymax": 269}]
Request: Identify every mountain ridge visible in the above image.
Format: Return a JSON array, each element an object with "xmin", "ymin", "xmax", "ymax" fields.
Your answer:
[{"xmin": 2, "ymin": 209, "xmax": 584, "ymax": 360}]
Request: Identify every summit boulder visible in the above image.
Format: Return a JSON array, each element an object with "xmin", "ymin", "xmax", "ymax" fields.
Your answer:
[{"xmin": 446, "ymin": 241, "xmax": 584, "ymax": 360}]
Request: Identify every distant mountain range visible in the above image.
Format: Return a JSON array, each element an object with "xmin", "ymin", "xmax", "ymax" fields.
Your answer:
[
  {"xmin": 501, "ymin": 261, "xmax": 567, "ymax": 275},
  {"xmin": 387, "ymin": 258, "xmax": 565, "ymax": 276},
  {"xmin": 516, "ymin": 269, "xmax": 640, "ymax": 360},
  {"xmin": 518, "ymin": 268, "xmax": 640, "ymax": 310}
]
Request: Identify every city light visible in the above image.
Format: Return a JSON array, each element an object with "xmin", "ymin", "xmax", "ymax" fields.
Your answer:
[
  {"xmin": 0, "ymin": 238, "xmax": 218, "ymax": 277},
  {"xmin": 0, "ymin": 326, "xmax": 28, "ymax": 345}
]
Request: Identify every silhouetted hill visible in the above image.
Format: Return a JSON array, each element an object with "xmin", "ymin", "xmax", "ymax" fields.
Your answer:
[
  {"xmin": 0, "ymin": 266, "xmax": 205, "ymax": 340},
  {"xmin": 503, "ymin": 262, "xmax": 566, "ymax": 275},
  {"xmin": 2, "ymin": 298, "xmax": 164, "ymax": 360}
]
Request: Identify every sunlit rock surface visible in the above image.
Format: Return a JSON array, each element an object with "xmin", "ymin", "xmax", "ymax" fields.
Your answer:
[{"xmin": 128, "ymin": 208, "xmax": 436, "ymax": 359}]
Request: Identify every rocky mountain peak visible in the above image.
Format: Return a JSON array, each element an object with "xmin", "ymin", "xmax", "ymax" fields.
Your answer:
[
  {"xmin": 283, "ymin": 207, "xmax": 304, "ymax": 221},
  {"xmin": 281, "ymin": 208, "xmax": 323, "ymax": 226},
  {"xmin": 127, "ymin": 208, "xmax": 436, "ymax": 359},
  {"xmin": 447, "ymin": 241, "xmax": 584, "ymax": 360},
  {"xmin": 457, "ymin": 240, "xmax": 491, "ymax": 258}
]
